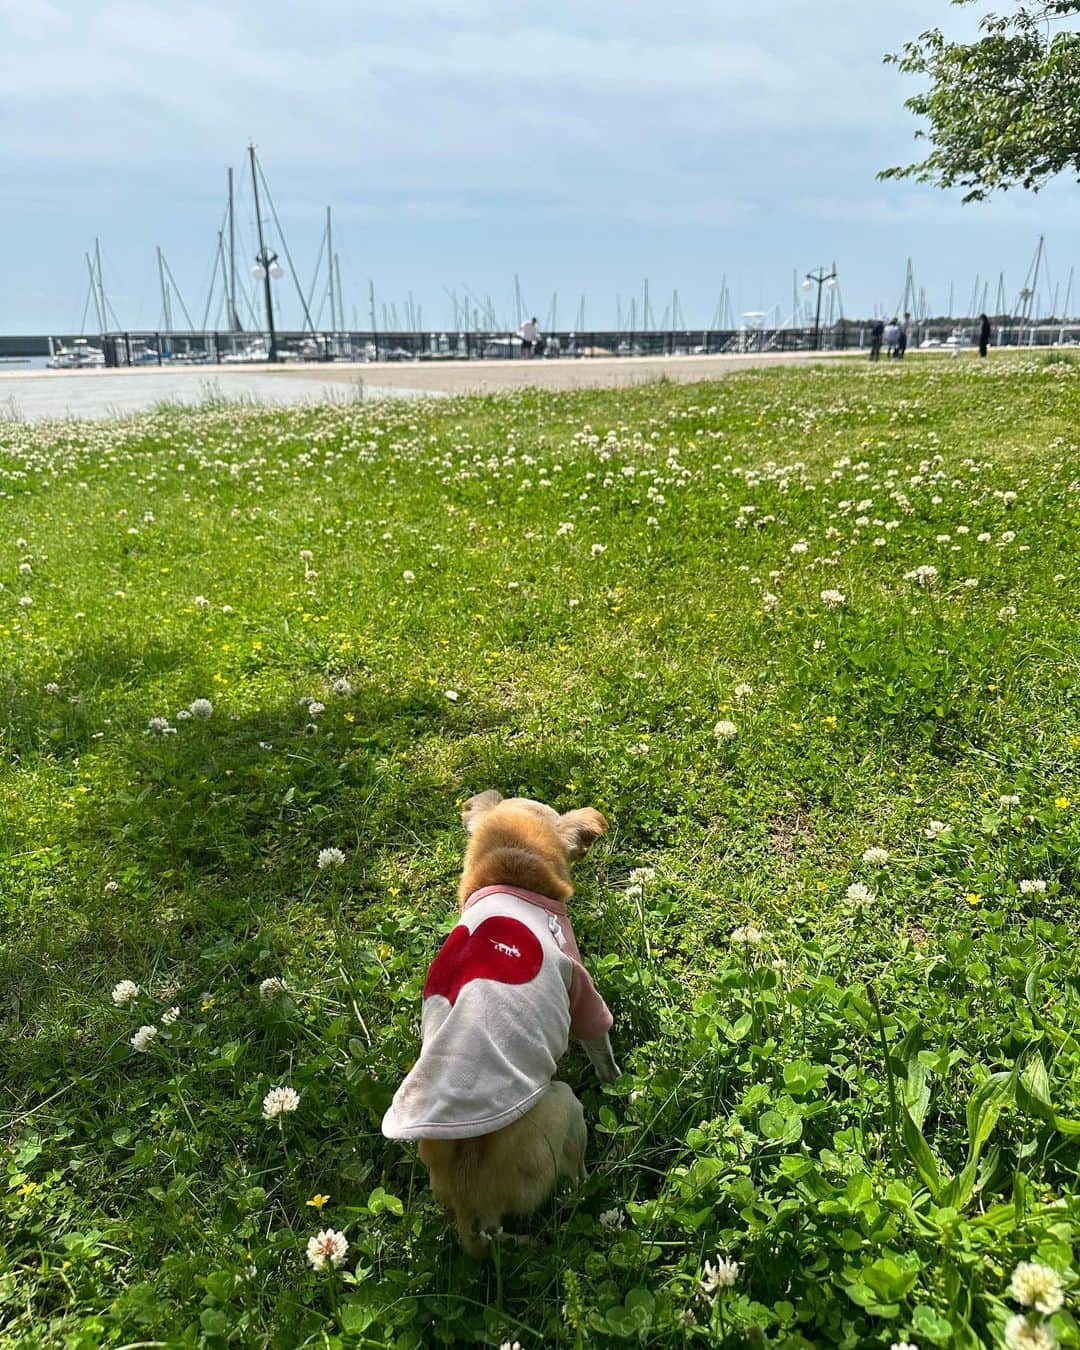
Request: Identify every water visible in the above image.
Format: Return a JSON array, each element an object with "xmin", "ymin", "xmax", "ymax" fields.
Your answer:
[{"xmin": 0, "ymin": 368, "xmax": 435, "ymax": 423}]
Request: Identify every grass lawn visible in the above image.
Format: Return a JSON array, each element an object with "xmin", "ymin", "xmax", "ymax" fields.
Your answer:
[{"xmin": 1, "ymin": 355, "xmax": 1078, "ymax": 1349}]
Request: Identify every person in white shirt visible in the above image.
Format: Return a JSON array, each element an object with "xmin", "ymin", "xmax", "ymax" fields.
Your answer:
[{"xmin": 520, "ymin": 316, "xmax": 540, "ymax": 356}]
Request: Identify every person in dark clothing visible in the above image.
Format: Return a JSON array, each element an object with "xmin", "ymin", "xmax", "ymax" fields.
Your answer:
[
  {"xmin": 979, "ymin": 313, "xmax": 991, "ymax": 358},
  {"xmin": 869, "ymin": 319, "xmax": 884, "ymax": 361},
  {"xmin": 897, "ymin": 311, "xmax": 911, "ymax": 359}
]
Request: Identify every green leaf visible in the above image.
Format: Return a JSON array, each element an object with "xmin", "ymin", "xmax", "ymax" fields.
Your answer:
[
  {"xmin": 912, "ymin": 1304, "xmax": 953, "ymax": 1344},
  {"xmin": 901, "ymin": 1107, "xmax": 942, "ymax": 1200}
]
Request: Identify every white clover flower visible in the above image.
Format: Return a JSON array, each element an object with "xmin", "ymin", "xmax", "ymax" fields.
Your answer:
[
  {"xmin": 844, "ymin": 882, "xmax": 875, "ymax": 908},
  {"xmin": 789, "ymin": 540, "xmax": 809, "ymax": 554},
  {"xmin": 308, "ymin": 701, "xmax": 326, "ymax": 717},
  {"xmin": 147, "ymin": 716, "xmax": 175, "ymax": 735},
  {"xmin": 104, "ymin": 880, "xmax": 119, "ymax": 894},
  {"xmin": 733, "ymin": 683, "xmax": 753, "ymax": 701},
  {"xmin": 891, "ymin": 1343, "xmax": 919, "ymax": 1350},
  {"xmin": 556, "ymin": 521, "xmax": 574, "ymax": 536},
  {"xmin": 861, "ymin": 847, "xmax": 889, "ymax": 865},
  {"xmin": 332, "ymin": 678, "xmax": 352, "ymax": 696},
  {"xmin": 44, "ymin": 681, "xmax": 61, "ymax": 695},
  {"xmin": 977, "ymin": 531, "xmax": 992, "ymax": 542},
  {"xmin": 499, "ymin": 1342, "xmax": 522, "ymax": 1350},
  {"xmin": 306, "ymin": 1227, "xmax": 348, "ymax": 1271},
  {"xmin": 590, "ymin": 543, "xmax": 606, "ymax": 557},
  {"xmin": 599, "ymin": 1208, "xmax": 625, "ymax": 1230},
  {"xmin": 731, "ymin": 926, "xmax": 765, "ymax": 947},
  {"xmin": 444, "ymin": 689, "xmax": 460, "ymax": 702},
  {"xmin": 700, "ymin": 1255, "xmax": 740, "ymax": 1298},
  {"xmin": 111, "ymin": 980, "xmax": 139, "ymax": 1006},
  {"xmin": 262, "ymin": 1086, "xmax": 301, "ymax": 1120},
  {"xmin": 260, "ymin": 976, "xmax": 289, "ymax": 1000},
  {"xmin": 713, "ymin": 720, "xmax": 738, "ymax": 741},
  {"xmin": 194, "ymin": 595, "xmax": 210, "ymax": 609},
  {"xmin": 131, "ymin": 1025, "xmax": 158, "ymax": 1052},
  {"xmin": 999, "ymin": 794, "xmax": 1021, "ymax": 806},
  {"xmin": 904, "ymin": 564, "xmax": 938, "ymax": 587},
  {"xmin": 627, "ymin": 867, "xmax": 656, "ymax": 886},
  {"xmin": 1019, "ymin": 879, "xmax": 1047, "ymax": 895},
  {"xmin": 762, "ymin": 591, "xmax": 779, "ymax": 612},
  {"xmin": 1004, "ymin": 1314, "xmax": 1057, "ymax": 1350},
  {"xmin": 998, "ymin": 605, "xmax": 1017, "ymax": 622},
  {"xmin": 924, "ymin": 820, "xmax": 950, "ymax": 840},
  {"xmin": 1001, "ymin": 530, "xmax": 1016, "ymax": 543},
  {"xmin": 18, "ymin": 595, "xmax": 33, "ymax": 607},
  {"xmin": 300, "ymin": 549, "xmax": 314, "ymax": 561},
  {"xmin": 820, "ymin": 588, "xmax": 846, "ymax": 609},
  {"xmin": 402, "ymin": 570, "xmax": 416, "ymax": 582},
  {"xmin": 161, "ymin": 1006, "xmax": 180, "ymax": 1025},
  {"xmin": 317, "ymin": 847, "xmax": 346, "ymax": 870},
  {"xmin": 189, "ymin": 698, "xmax": 213, "ymax": 718},
  {"xmin": 1009, "ymin": 1261, "xmax": 1064, "ymax": 1315},
  {"xmin": 176, "ymin": 709, "xmax": 193, "ymax": 720}
]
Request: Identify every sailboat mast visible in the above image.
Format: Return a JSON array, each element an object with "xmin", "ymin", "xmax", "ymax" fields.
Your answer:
[
  {"xmin": 157, "ymin": 246, "xmax": 173, "ymax": 334},
  {"xmin": 249, "ymin": 144, "xmax": 277, "ymax": 361},
  {"xmin": 86, "ymin": 252, "xmax": 104, "ymax": 333},
  {"xmin": 94, "ymin": 238, "xmax": 108, "ymax": 337},
  {"xmin": 334, "ymin": 253, "xmax": 344, "ymax": 332},
  {"xmin": 227, "ymin": 168, "xmax": 241, "ymax": 331},
  {"xmin": 326, "ymin": 207, "xmax": 335, "ymax": 330}
]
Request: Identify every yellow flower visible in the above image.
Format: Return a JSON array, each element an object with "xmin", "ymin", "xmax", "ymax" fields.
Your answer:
[
  {"xmin": 200, "ymin": 996, "xmax": 215, "ymax": 1011},
  {"xmin": 306, "ymin": 1194, "xmax": 331, "ymax": 1210},
  {"xmin": 1056, "ymin": 797, "xmax": 1071, "ymax": 810},
  {"xmin": 17, "ymin": 1182, "xmax": 38, "ymax": 1197},
  {"xmin": 566, "ymin": 782, "xmax": 578, "ymax": 792},
  {"xmin": 966, "ymin": 893, "xmax": 981, "ymax": 906}
]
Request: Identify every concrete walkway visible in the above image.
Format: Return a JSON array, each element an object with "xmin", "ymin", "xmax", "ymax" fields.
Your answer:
[{"xmin": 0, "ymin": 349, "xmax": 858, "ymax": 422}]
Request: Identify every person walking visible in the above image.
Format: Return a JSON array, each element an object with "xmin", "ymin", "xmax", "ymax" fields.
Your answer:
[
  {"xmin": 520, "ymin": 316, "xmax": 539, "ymax": 357},
  {"xmin": 883, "ymin": 317, "xmax": 901, "ymax": 359},
  {"xmin": 978, "ymin": 312, "xmax": 992, "ymax": 358},
  {"xmin": 869, "ymin": 319, "xmax": 884, "ymax": 361}
]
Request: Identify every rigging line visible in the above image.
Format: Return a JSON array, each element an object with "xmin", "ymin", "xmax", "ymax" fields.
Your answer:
[
  {"xmin": 79, "ymin": 274, "xmax": 94, "ymax": 337},
  {"xmin": 254, "ymin": 153, "xmax": 317, "ymax": 334},
  {"xmin": 304, "ymin": 222, "xmax": 328, "ymax": 325},
  {"xmin": 161, "ymin": 253, "xmax": 197, "ymax": 332},
  {"xmin": 202, "ymin": 236, "xmax": 225, "ymax": 332},
  {"xmin": 200, "ymin": 200, "xmax": 231, "ymax": 331}
]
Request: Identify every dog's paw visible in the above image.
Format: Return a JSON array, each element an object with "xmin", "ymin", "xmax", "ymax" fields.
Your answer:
[{"xmin": 597, "ymin": 1061, "xmax": 621, "ymax": 1084}]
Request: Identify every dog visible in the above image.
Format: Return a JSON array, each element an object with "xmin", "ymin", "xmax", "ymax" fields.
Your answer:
[{"xmin": 381, "ymin": 790, "xmax": 620, "ymax": 1257}]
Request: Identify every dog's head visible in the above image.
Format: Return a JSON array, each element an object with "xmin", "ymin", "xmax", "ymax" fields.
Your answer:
[{"xmin": 458, "ymin": 790, "xmax": 607, "ymax": 905}]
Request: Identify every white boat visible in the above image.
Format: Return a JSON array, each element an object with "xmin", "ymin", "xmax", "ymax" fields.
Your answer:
[{"xmin": 47, "ymin": 338, "xmax": 105, "ymax": 369}]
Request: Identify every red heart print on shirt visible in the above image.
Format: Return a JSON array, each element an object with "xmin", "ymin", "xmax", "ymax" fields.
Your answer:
[{"xmin": 423, "ymin": 916, "xmax": 543, "ymax": 1005}]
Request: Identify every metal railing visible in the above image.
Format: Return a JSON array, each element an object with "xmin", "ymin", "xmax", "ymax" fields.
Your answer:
[{"xmin": 24, "ymin": 321, "xmax": 1080, "ymax": 368}]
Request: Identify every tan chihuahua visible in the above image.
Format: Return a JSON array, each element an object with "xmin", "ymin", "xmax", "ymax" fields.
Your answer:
[{"xmin": 382, "ymin": 791, "xmax": 619, "ymax": 1257}]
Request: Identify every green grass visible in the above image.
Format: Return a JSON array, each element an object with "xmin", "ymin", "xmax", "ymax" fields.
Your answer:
[{"xmin": 1, "ymin": 355, "xmax": 1078, "ymax": 1349}]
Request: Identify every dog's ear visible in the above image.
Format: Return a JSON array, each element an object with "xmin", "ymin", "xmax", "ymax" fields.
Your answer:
[
  {"xmin": 461, "ymin": 789, "xmax": 504, "ymax": 833},
  {"xmin": 558, "ymin": 807, "xmax": 607, "ymax": 860}
]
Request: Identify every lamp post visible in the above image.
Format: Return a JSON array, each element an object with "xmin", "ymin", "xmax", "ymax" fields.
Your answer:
[
  {"xmin": 249, "ymin": 143, "xmax": 284, "ymax": 362},
  {"xmin": 803, "ymin": 264, "xmax": 838, "ymax": 351}
]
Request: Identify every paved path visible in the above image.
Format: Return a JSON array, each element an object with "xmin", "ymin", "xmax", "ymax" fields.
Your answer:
[{"xmin": 0, "ymin": 349, "xmax": 857, "ymax": 422}]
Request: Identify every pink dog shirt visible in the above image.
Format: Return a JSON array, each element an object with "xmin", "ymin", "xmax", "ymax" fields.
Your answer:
[{"xmin": 381, "ymin": 885, "xmax": 613, "ymax": 1140}]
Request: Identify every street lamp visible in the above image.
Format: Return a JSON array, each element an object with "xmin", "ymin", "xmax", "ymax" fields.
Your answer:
[
  {"xmin": 249, "ymin": 143, "xmax": 284, "ymax": 362},
  {"xmin": 803, "ymin": 265, "xmax": 838, "ymax": 351}
]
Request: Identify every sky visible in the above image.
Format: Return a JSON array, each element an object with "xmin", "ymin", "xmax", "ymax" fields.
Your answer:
[{"xmin": 2, "ymin": 0, "xmax": 1077, "ymax": 333}]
